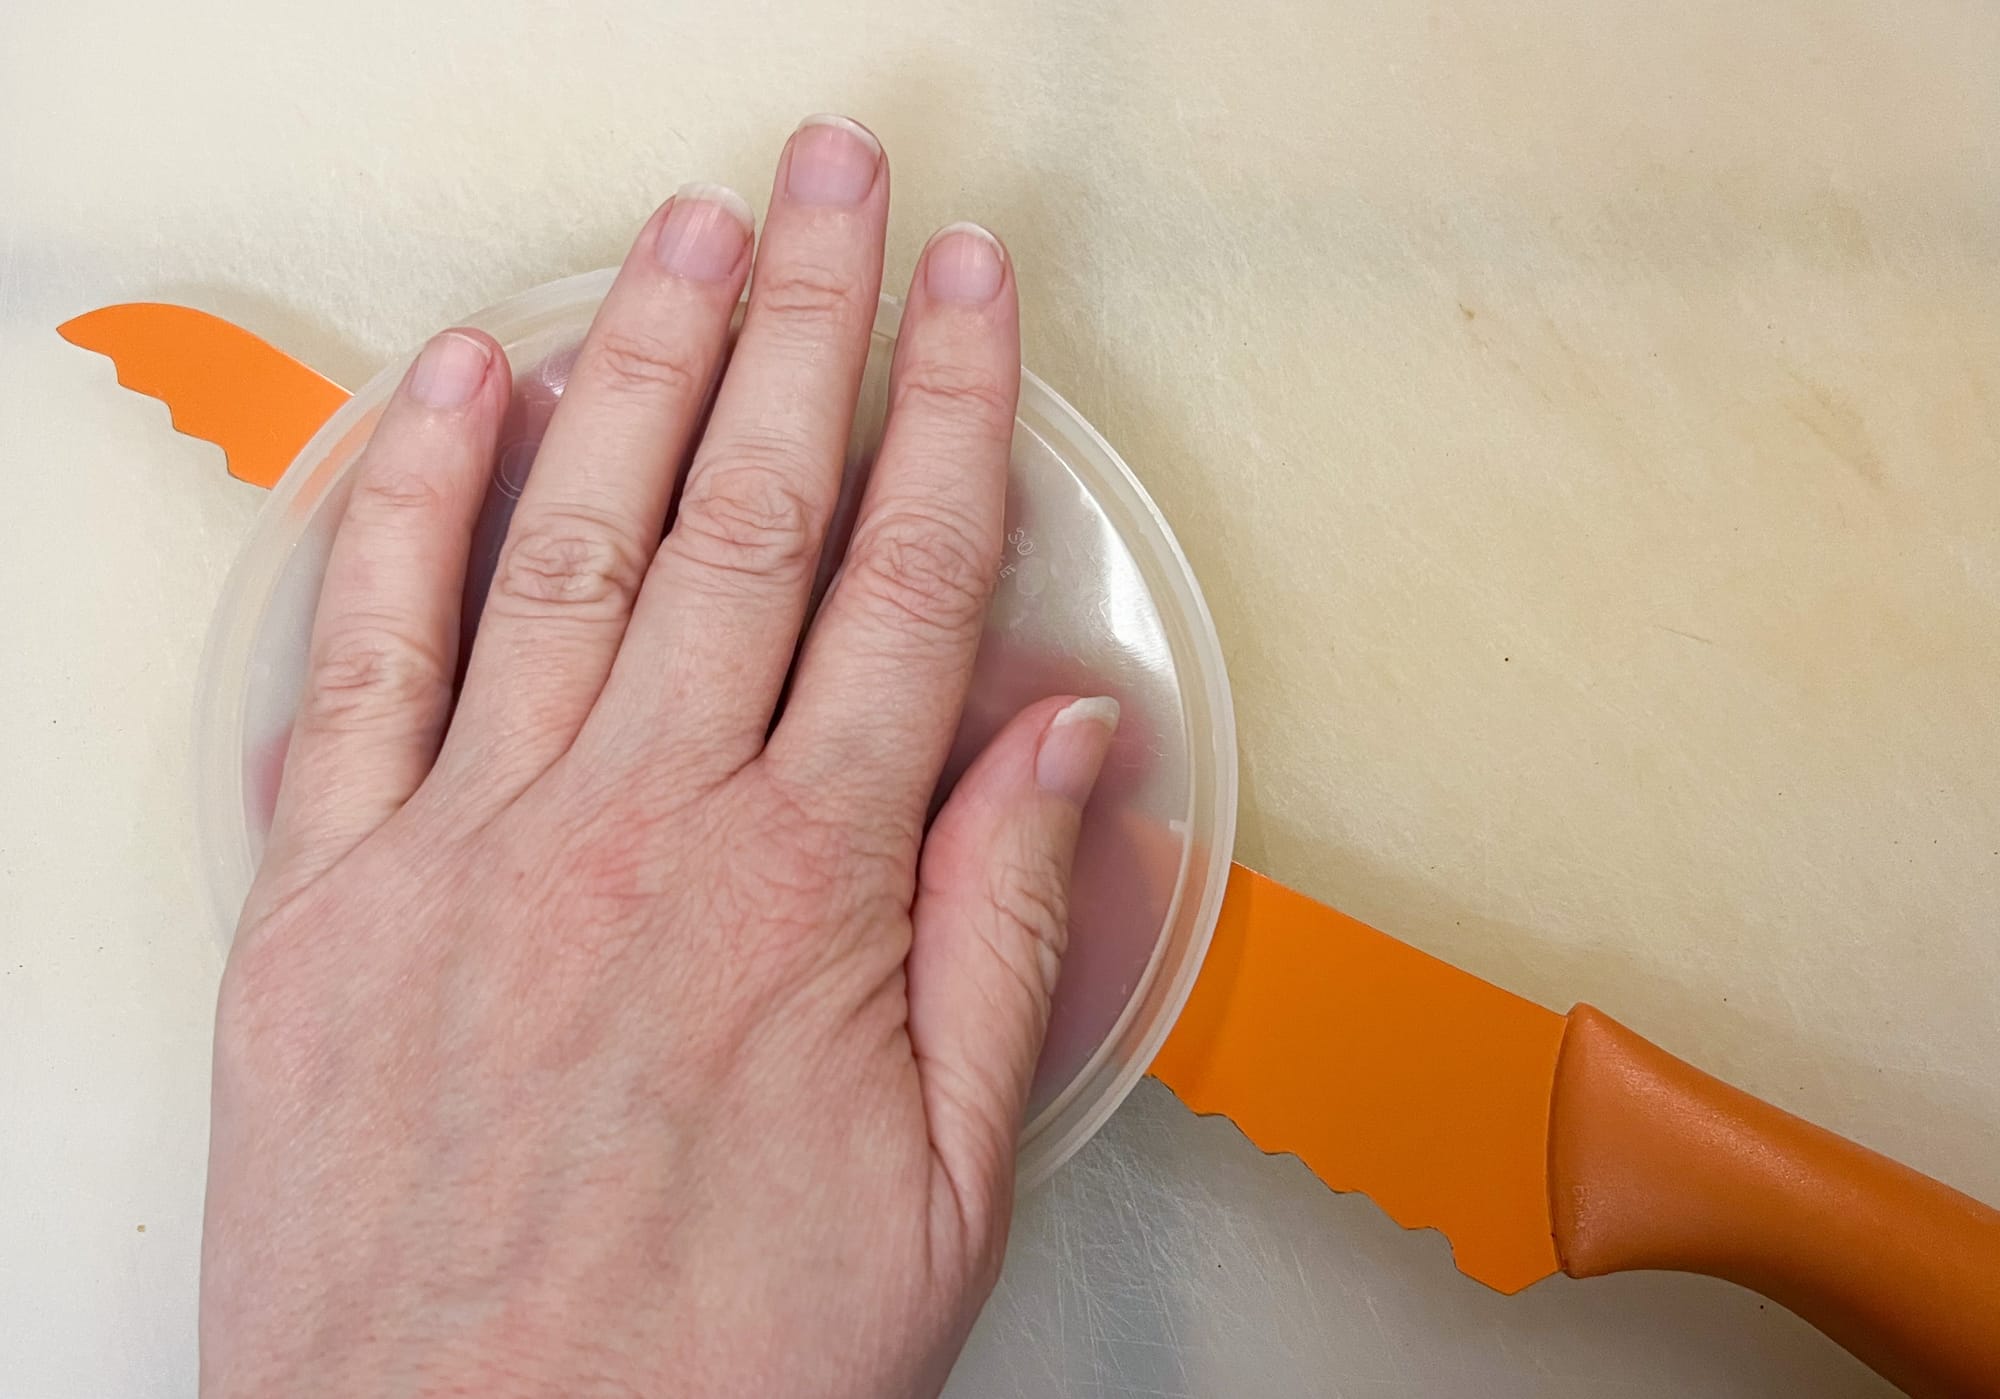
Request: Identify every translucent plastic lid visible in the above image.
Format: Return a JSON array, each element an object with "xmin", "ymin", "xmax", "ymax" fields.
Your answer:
[{"xmin": 195, "ymin": 270, "xmax": 1236, "ymax": 1182}]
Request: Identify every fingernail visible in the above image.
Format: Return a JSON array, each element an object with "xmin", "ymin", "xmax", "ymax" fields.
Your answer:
[
  {"xmin": 785, "ymin": 114, "xmax": 881, "ymax": 206},
  {"xmin": 924, "ymin": 222, "xmax": 1006, "ymax": 304},
  {"xmin": 407, "ymin": 331, "xmax": 492, "ymax": 409},
  {"xmin": 654, "ymin": 182, "xmax": 754, "ymax": 281},
  {"xmin": 1036, "ymin": 697, "xmax": 1120, "ymax": 805}
]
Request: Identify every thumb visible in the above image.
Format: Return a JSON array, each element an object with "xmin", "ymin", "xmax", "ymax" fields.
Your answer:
[{"xmin": 907, "ymin": 695, "xmax": 1119, "ymax": 1243}]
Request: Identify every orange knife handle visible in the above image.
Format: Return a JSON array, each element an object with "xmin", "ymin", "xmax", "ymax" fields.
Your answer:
[{"xmin": 1549, "ymin": 1005, "xmax": 2000, "ymax": 1398}]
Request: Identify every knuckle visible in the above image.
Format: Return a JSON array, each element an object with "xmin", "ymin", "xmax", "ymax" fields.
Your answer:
[
  {"xmin": 753, "ymin": 263, "xmax": 868, "ymax": 333},
  {"xmin": 968, "ymin": 845, "xmax": 1071, "ymax": 1011},
  {"xmin": 889, "ymin": 362, "xmax": 1017, "ymax": 438},
  {"xmin": 490, "ymin": 510, "xmax": 649, "ymax": 620},
  {"xmin": 349, "ymin": 464, "xmax": 447, "ymax": 519},
  {"xmin": 583, "ymin": 328, "xmax": 705, "ymax": 401},
  {"xmin": 300, "ymin": 622, "xmax": 450, "ymax": 734},
  {"xmin": 989, "ymin": 848, "xmax": 1070, "ymax": 950},
  {"xmin": 845, "ymin": 508, "xmax": 995, "ymax": 636},
  {"xmin": 669, "ymin": 455, "xmax": 822, "ymax": 585}
]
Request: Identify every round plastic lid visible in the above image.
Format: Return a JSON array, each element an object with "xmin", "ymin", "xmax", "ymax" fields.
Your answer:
[{"xmin": 194, "ymin": 270, "xmax": 1237, "ymax": 1183}]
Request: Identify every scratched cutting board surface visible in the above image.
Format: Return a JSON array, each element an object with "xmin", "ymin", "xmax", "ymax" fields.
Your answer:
[{"xmin": 3, "ymin": 1, "xmax": 1996, "ymax": 1394}]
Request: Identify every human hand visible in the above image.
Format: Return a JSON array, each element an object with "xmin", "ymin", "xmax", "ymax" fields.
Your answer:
[{"xmin": 200, "ymin": 115, "xmax": 1117, "ymax": 1399}]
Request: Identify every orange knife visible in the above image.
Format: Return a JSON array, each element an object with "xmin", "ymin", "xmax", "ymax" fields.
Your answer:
[
  {"xmin": 1159, "ymin": 866, "xmax": 2000, "ymax": 1399},
  {"xmin": 62, "ymin": 303, "xmax": 2000, "ymax": 1399}
]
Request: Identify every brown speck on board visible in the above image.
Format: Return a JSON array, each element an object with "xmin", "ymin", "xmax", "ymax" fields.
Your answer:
[{"xmin": 136, "ymin": 1224, "xmax": 146, "ymax": 1233}]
